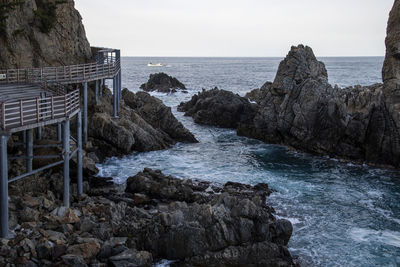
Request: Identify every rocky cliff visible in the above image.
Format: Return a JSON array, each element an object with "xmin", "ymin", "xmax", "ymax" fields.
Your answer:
[
  {"xmin": 0, "ymin": 0, "xmax": 91, "ymax": 69},
  {"xmin": 179, "ymin": 43, "xmax": 400, "ymax": 168}
]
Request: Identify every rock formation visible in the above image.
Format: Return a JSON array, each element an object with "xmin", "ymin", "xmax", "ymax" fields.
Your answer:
[
  {"xmin": 140, "ymin": 72, "xmax": 187, "ymax": 93},
  {"xmin": 179, "ymin": 44, "xmax": 400, "ymax": 168},
  {"xmin": 87, "ymin": 87, "xmax": 197, "ymax": 161},
  {"xmin": 383, "ymin": 0, "xmax": 400, "ymax": 135},
  {"xmin": 0, "ymin": 0, "xmax": 92, "ymax": 69},
  {"xmin": 178, "ymin": 87, "xmax": 257, "ymax": 128}
]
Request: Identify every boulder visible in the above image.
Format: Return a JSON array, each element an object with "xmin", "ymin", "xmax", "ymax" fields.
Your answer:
[
  {"xmin": 124, "ymin": 169, "xmax": 293, "ymax": 266},
  {"xmin": 140, "ymin": 73, "xmax": 186, "ymax": 93},
  {"xmin": 178, "ymin": 87, "xmax": 257, "ymax": 128},
  {"xmin": 87, "ymin": 86, "xmax": 197, "ymax": 160},
  {"xmin": 122, "ymin": 89, "xmax": 198, "ymax": 143}
]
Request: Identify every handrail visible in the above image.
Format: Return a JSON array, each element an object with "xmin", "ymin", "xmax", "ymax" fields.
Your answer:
[
  {"xmin": 0, "ymin": 48, "xmax": 120, "ymax": 86},
  {"xmin": 0, "ymin": 47, "xmax": 120, "ymax": 132},
  {"xmin": 0, "ymin": 89, "xmax": 80, "ymax": 131}
]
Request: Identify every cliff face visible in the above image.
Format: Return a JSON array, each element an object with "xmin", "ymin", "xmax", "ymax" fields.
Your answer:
[
  {"xmin": 0, "ymin": 0, "xmax": 91, "ymax": 69},
  {"xmin": 383, "ymin": 0, "xmax": 400, "ymax": 131}
]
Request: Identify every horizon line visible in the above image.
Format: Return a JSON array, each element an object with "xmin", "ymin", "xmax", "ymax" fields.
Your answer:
[{"xmin": 121, "ymin": 55, "xmax": 385, "ymax": 58}]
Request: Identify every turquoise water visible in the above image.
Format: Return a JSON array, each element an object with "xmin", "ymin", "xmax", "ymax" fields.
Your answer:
[{"xmin": 99, "ymin": 57, "xmax": 400, "ymax": 266}]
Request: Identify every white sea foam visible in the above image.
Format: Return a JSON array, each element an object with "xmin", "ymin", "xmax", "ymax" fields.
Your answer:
[{"xmin": 349, "ymin": 227, "xmax": 400, "ymax": 248}]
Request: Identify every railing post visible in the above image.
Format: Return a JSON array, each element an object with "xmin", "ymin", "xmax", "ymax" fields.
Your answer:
[
  {"xmin": 36, "ymin": 97, "xmax": 40, "ymax": 122},
  {"xmin": 0, "ymin": 134, "xmax": 9, "ymax": 238},
  {"xmin": 62, "ymin": 119, "xmax": 70, "ymax": 207},
  {"xmin": 17, "ymin": 69, "xmax": 20, "ymax": 82},
  {"xmin": 76, "ymin": 111, "xmax": 83, "ymax": 196},
  {"xmin": 19, "ymin": 100, "xmax": 23, "ymax": 126},
  {"xmin": 26, "ymin": 129, "xmax": 33, "ymax": 172},
  {"xmin": 51, "ymin": 96, "xmax": 54, "ymax": 119},
  {"xmin": 1, "ymin": 102, "xmax": 5, "ymax": 131},
  {"xmin": 6, "ymin": 70, "xmax": 8, "ymax": 83},
  {"xmin": 64, "ymin": 95, "xmax": 67, "ymax": 116}
]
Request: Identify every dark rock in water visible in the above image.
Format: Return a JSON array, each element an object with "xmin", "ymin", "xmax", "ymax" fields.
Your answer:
[
  {"xmin": 140, "ymin": 73, "xmax": 186, "ymax": 93},
  {"xmin": 177, "ymin": 87, "xmax": 257, "ymax": 128},
  {"xmin": 179, "ymin": 44, "xmax": 400, "ymax": 168},
  {"xmin": 87, "ymin": 86, "xmax": 197, "ymax": 160},
  {"xmin": 124, "ymin": 168, "xmax": 294, "ymax": 266},
  {"xmin": 122, "ymin": 89, "xmax": 198, "ymax": 144}
]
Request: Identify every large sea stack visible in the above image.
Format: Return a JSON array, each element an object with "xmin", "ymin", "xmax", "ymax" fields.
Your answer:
[{"xmin": 179, "ymin": 1, "xmax": 400, "ymax": 168}]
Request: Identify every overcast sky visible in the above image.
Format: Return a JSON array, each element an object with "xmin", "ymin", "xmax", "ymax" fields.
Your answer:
[{"xmin": 75, "ymin": 0, "xmax": 394, "ymax": 57}]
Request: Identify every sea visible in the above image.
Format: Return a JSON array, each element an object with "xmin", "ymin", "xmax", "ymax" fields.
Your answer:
[{"xmin": 98, "ymin": 56, "xmax": 400, "ymax": 266}]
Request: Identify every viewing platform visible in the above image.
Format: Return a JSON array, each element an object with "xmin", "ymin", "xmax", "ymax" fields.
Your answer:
[{"xmin": 0, "ymin": 47, "xmax": 122, "ymax": 238}]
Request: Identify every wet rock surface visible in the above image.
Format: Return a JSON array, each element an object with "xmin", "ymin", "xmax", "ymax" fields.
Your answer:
[
  {"xmin": 179, "ymin": 45, "xmax": 400, "ymax": 168},
  {"xmin": 140, "ymin": 73, "xmax": 187, "ymax": 93},
  {"xmin": 1, "ymin": 168, "xmax": 295, "ymax": 266},
  {"xmin": 87, "ymin": 86, "xmax": 197, "ymax": 161},
  {"xmin": 178, "ymin": 87, "xmax": 257, "ymax": 128}
]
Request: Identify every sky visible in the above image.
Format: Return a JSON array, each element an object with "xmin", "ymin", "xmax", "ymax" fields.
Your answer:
[{"xmin": 75, "ymin": 0, "xmax": 394, "ymax": 57}]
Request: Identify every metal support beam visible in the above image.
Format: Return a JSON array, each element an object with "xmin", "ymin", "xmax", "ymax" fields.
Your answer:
[
  {"xmin": 37, "ymin": 127, "xmax": 42, "ymax": 141},
  {"xmin": 83, "ymin": 82, "xmax": 88, "ymax": 144},
  {"xmin": 116, "ymin": 73, "xmax": 120, "ymax": 113},
  {"xmin": 0, "ymin": 135, "xmax": 9, "ymax": 238},
  {"xmin": 26, "ymin": 129, "xmax": 33, "ymax": 172},
  {"xmin": 62, "ymin": 119, "xmax": 70, "ymax": 207},
  {"xmin": 95, "ymin": 80, "xmax": 99, "ymax": 104},
  {"xmin": 57, "ymin": 123, "xmax": 62, "ymax": 142},
  {"xmin": 113, "ymin": 77, "xmax": 118, "ymax": 118},
  {"xmin": 76, "ymin": 111, "xmax": 83, "ymax": 196},
  {"xmin": 22, "ymin": 130, "xmax": 26, "ymax": 147},
  {"xmin": 100, "ymin": 79, "xmax": 104, "ymax": 97}
]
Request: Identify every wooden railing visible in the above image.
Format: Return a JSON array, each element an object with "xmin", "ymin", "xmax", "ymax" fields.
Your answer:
[
  {"xmin": 0, "ymin": 90, "xmax": 80, "ymax": 131},
  {"xmin": 0, "ymin": 60, "xmax": 120, "ymax": 85},
  {"xmin": 0, "ymin": 47, "xmax": 121, "ymax": 132}
]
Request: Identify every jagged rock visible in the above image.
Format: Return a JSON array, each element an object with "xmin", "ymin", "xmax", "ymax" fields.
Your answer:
[
  {"xmin": 0, "ymin": 0, "xmax": 91, "ymax": 69},
  {"xmin": 66, "ymin": 240, "xmax": 101, "ymax": 260},
  {"xmin": 179, "ymin": 44, "xmax": 400, "ymax": 168},
  {"xmin": 178, "ymin": 87, "xmax": 257, "ymax": 128},
  {"xmin": 140, "ymin": 73, "xmax": 186, "ymax": 93},
  {"xmin": 87, "ymin": 86, "xmax": 197, "ymax": 160},
  {"xmin": 122, "ymin": 89, "xmax": 198, "ymax": 143},
  {"xmin": 108, "ymin": 249, "xmax": 153, "ymax": 267},
  {"xmin": 124, "ymin": 168, "xmax": 293, "ymax": 266}
]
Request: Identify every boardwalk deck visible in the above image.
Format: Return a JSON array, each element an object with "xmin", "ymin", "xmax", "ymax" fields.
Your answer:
[{"xmin": 0, "ymin": 47, "xmax": 122, "ymax": 238}]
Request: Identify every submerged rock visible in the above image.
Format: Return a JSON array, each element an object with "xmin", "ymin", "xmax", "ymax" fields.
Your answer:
[{"xmin": 140, "ymin": 73, "xmax": 186, "ymax": 93}]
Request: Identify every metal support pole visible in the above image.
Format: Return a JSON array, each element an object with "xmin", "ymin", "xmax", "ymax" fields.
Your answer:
[
  {"xmin": 83, "ymin": 82, "xmax": 88, "ymax": 144},
  {"xmin": 95, "ymin": 80, "xmax": 99, "ymax": 104},
  {"xmin": 119, "ymin": 70, "xmax": 122, "ymax": 101},
  {"xmin": 57, "ymin": 123, "xmax": 62, "ymax": 142},
  {"xmin": 37, "ymin": 127, "xmax": 42, "ymax": 141},
  {"xmin": 76, "ymin": 111, "xmax": 83, "ymax": 196},
  {"xmin": 113, "ymin": 77, "xmax": 118, "ymax": 118},
  {"xmin": 26, "ymin": 129, "xmax": 33, "ymax": 172},
  {"xmin": 22, "ymin": 130, "xmax": 26, "ymax": 147},
  {"xmin": 0, "ymin": 135, "xmax": 9, "ymax": 238},
  {"xmin": 100, "ymin": 79, "xmax": 103, "ymax": 97},
  {"xmin": 62, "ymin": 119, "xmax": 70, "ymax": 207},
  {"xmin": 116, "ymin": 73, "xmax": 120, "ymax": 113}
]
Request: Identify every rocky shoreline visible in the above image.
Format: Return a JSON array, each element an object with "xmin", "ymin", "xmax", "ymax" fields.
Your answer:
[
  {"xmin": 1, "ymin": 168, "xmax": 296, "ymax": 266},
  {"xmin": 178, "ymin": 44, "xmax": 400, "ymax": 169}
]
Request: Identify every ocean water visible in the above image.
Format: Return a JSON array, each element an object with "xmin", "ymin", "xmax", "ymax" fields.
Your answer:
[{"xmin": 99, "ymin": 56, "xmax": 400, "ymax": 266}]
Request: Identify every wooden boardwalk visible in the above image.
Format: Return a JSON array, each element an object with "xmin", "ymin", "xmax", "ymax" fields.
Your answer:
[
  {"xmin": 0, "ymin": 47, "xmax": 122, "ymax": 238},
  {"xmin": 0, "ymin": 47, "xmax": 121, "ymax": 133}
]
